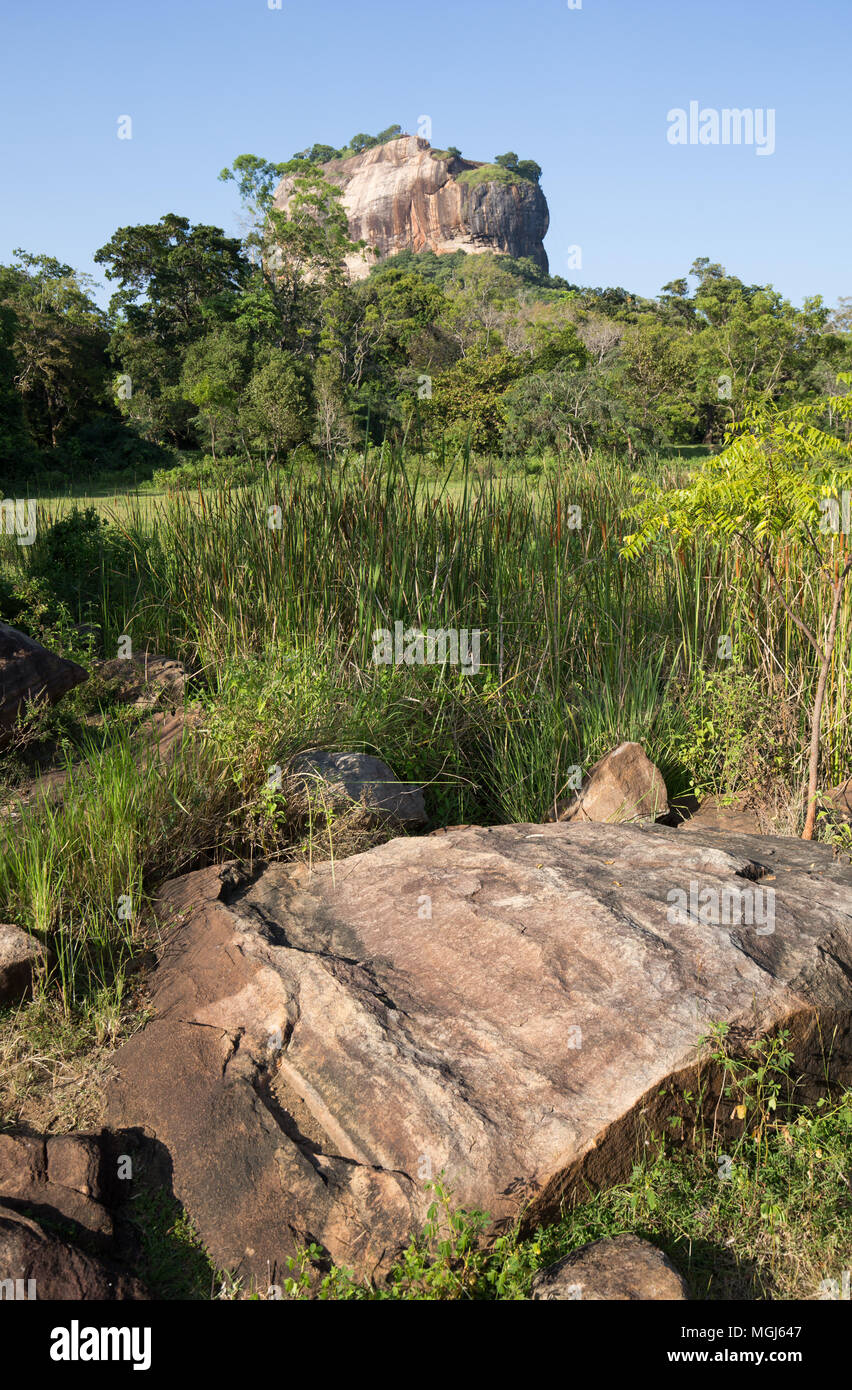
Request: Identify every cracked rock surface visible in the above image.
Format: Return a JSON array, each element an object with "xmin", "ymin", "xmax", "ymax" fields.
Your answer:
[{"xmin": 107, "ymin": 823, "xmax": 852, "ymax": 1285}]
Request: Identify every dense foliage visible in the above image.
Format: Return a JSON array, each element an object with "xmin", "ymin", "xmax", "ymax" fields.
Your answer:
[{"xmin": 0, "ymin": 150, "xmax": 849, "ymax": 490}]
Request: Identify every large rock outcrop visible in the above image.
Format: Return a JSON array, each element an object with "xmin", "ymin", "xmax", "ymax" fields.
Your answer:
[
  {"xmin": 273, "ymin": 136, "xmax": 550, "ymax": 280},
  {"xmin": 107, "ymin": 823, "xmax": 852, "ymax": 1287}
]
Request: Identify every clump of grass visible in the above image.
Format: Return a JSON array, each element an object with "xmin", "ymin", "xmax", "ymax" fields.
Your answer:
[
  {"xmin": 0, "ymin": 988, "xmax": 147, "ymax": 1131},
  {"xmin": 126, "ymin": 1187, "xmax": 222, "ymax": 1300}
]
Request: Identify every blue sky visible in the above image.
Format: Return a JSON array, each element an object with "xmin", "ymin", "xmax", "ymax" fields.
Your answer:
[{"xmin": 2, "ymin": 0, "xmax": 849, "ymax": 309}]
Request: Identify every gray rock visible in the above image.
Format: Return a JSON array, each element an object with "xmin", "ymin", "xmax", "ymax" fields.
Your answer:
[
  {"xmin": 290, "ymin": 749, "xmax": 427, "ymax": 826},
  {"xmin": 678, "ymin": 795, "xmax": 761, "ymax": 835},
  {"xmin": 532, "ymin": 1233, "xmax": 689, "ymax": 1300},
  {"xmin": 94, "ymin": 653, "xmax": 186, "ymax": 709}
]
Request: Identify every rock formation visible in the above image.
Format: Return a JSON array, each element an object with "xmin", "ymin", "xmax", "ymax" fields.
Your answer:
[
  {"xmin": 0, "ymin": 1129, "xmax": 150, "ymax": 1299},
  {"xmin": 272, "ymin": 136, "xmax": 550, "ymax": 281},
  {"xmin": 289, "ymin": 749, "xmax": 427, "ymax": 827},
  {"xmin": 0, "ymin": 621, "xmax": 87, "ymax": 741},
  {"xmin": 107, "ymin": 823, "xmax": 852, "ymax": 1287}
]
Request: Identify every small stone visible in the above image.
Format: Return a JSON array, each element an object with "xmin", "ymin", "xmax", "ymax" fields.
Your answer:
[{"xmin": 531, "ymin": 1234, "xmax": 689, "ymax": 1300}]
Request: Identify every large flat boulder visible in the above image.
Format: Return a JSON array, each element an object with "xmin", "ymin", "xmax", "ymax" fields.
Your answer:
[
  {"xmin": 107, "ymin": 824, "xmax": 852, "ymax": 1286},
  {"xmin": 0, "ymin": 622, "xmax": 87, "ymax": 738}
]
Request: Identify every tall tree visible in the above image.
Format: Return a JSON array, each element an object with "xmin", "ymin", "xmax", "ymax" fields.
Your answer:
[
  {"xmin": 0, "ymin": 252, "xmax": 109, "ymax": 448},
  {"xmin": 94, "ymin": 216, "xmax": 248, "ymax": 444}
]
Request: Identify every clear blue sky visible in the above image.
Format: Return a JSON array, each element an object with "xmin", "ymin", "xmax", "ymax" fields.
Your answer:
[{"xmin": 2, "ymin": 0, "xmax": 849, "ymax": 309}]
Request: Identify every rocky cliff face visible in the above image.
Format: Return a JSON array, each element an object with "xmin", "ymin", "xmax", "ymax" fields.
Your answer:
[{"xmin": 272, "ymin": 135, "xmax": 550, "ymax": 280}]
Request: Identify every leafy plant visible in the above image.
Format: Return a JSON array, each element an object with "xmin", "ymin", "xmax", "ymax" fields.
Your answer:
[{"xmin": 623, "ymin": 379, "xmax": 852, "ymax": 836}]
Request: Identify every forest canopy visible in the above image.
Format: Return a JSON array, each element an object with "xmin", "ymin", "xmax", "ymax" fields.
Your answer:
[{"xmin": 0, "ymin": 149, "xmax": 848, "ymax": 487}]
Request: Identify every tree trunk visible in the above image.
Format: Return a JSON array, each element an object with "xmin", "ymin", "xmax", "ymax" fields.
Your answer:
[{"xmin": 802, "ymin": 563, "xmax": 850, "ymax": 839}]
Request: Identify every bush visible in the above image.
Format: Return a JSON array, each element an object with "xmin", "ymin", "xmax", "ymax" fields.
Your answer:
[
  {"xmin": 28, "ymin": 506, "xmax": 136, "ymax": 622},
  {"xmin": 152, "ymin": 455, "xmax": 261, "ymax": 490}
]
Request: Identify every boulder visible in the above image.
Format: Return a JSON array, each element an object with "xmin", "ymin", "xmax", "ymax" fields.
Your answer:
[
  {"xmin": 678, "ymin": 795, "xmax": 761, "ymax": 836},
  {"xmin": 550, "ymin": 742, "xmax": 668, "ymax": 824},
  {"xmin": 0, "ymin": 924, "xmax": 47, "ymax": 1004},
  {"xmin": 289, "ymin": 749, "xmax": 427, "ymax": 827},
  {"xmin": 0, "ymin": 1130, "xmax": 113, "ymax": 1253},
  {"xmin": 0, "ymin": 622, "xmax": 87, "ymax": 739},
  {"xmin": 531, "ymin": 1233, "xmax": 689, "ymax": 1300},
  {"xmin": 821, "ymin": 779, "xmax": 852, "ymax": 826},
  {"xmin": 46, "ymin": 1134, "xmax": 104, "ymax": 1199},
  {"xmin": 94, "ymin": 653, "xmax": 186, "ymax": 709},
  {"xmin": 0, "ymin": 1132, "xmax": 45, "ymax": 1189},
  {"xmin": 0, "ymin": 1205, "xmax": 146, "ymax": 1300},
  {"xmin": 107, "ymin": 822, "xmax": 852, "ymax": 1285}
]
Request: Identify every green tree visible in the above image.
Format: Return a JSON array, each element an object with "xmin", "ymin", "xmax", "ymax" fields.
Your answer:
[
  {"xmin": 0, "ymin": 252, "xmax": 110, "ymax": 448},
  {"xmin": 242, "ymin": 348, "xmax": 313, "ymax": 463},
  {"xmin": 622, "ymin": 379, "xmax": 852, "ymax": 838},
  {"xmin": 494, "ymin": 152, "xmax": 542, "ymax": 184},
  {"xmin": 687, "ymin": 258, "xmax": 838, "ymax": 435},
  {"xmin": 222, "ymin": 155, "xmax": 363, "ymax": 358},
  {"xmin": 428, "ymin": 349, "xmax": 524, "ymax": 450},
  {"xmin": 616, "ymin": 319, "xmax": 700, "ymax": 449},
  {"xmin": 179, "ymin": 325, "xmax": 252, "ymax": 457},
  {"xmin": 94, "ymin": 216, "xmax": 248, "ymax": 445},
  {"xmin": 0, "ymin": 300, "xmax": 34, "ymax": 477}
]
